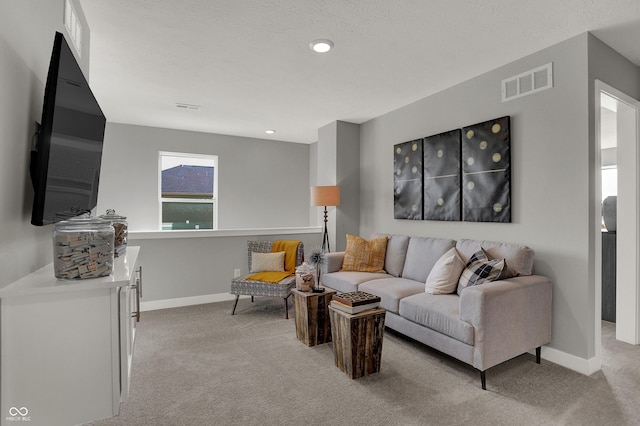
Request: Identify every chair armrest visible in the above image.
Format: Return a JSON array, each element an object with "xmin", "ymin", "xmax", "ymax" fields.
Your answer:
[
  {"xmin": 459, "ymin": 275, "xmax": 552, "ymax": 371},
  {"xmin": 323, "ymin": 251, "xmax": 345, "ymax": 273}
]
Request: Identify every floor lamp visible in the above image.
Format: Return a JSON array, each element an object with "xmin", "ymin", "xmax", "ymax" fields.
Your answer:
[{"xmin": 311, "ymin": 186, "xmax": 340, "ymax": 253}]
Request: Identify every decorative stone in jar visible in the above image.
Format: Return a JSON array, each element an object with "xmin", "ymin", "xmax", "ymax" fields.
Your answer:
[
  {"xmin": 295, "ymin": 262, "xmax": 317, "ymax": 292},
  {"xmin": 53, "ymin": 218, "xmax": 115, "ymax": 280},
  {"xmin": 100, "ymin": 209, "xmax": 128, "ymax": 257}
]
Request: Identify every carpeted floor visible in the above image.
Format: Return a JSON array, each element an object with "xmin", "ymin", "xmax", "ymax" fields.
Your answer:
[{"xmin": 86, "ymin": 298, "xmax": 640, "ymax": 426}]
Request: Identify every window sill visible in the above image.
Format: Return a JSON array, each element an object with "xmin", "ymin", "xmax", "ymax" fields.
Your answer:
[{"xmin": 129, "ymin": 226, "xmax": 322, "ymax": 240}]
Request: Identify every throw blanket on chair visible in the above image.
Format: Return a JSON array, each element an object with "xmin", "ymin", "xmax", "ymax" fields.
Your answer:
[{"xmin": 246, "ymin": 240, "xmax": 299, "ymax": 283}]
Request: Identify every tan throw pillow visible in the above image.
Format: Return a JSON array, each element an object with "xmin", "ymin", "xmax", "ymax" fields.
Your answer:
[
  {"xmin": 425, "ymin": 247, "xmax": 465, "ymax": 294},
  {"xmin": 251, "ymin": 251, "xmax": 285, "ymax": 273},
  {"xmin": 341, "ymin": 234, "xmax": 388, "ymax": 273}
]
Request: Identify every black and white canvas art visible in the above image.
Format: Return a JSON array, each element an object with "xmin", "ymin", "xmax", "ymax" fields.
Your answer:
[
  {"xmin": 394, "ymin": 139, "xmax": 423, "ymax": 220},
  {"xmin": 423, "ymin": 129, "xmax": 461, "ymax": 221},
  {"xmin": 461, "ymin": 116, "xmax": 511, "ymax": 223}
]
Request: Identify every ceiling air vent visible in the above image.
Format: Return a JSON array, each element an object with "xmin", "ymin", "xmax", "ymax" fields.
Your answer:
[
  {"xmin": 175, "ymin": 103, "xmax": 202, "ymax": 111},
  {"xmin": 502, "ymin": 62, "xmax": 553, "ymax": 102}
]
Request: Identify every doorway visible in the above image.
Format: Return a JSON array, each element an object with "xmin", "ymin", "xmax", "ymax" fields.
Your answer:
[{"xmin": 595, "ymin": 81, "xmax": 640, "ymax": 363}]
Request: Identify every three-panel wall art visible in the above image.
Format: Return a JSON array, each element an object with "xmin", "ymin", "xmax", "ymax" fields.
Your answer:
[{"xmin": 394, "ymin": 116, "xmax": 511, "ymax": 223}]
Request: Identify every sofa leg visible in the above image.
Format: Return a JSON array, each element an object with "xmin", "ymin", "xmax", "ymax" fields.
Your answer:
[
  {"xmin": 283, "ymin": 296, "xmax": 289, "ymax": 319},
  {"xmin": 480, "ymin": 370, "xmax": 486, "ymax": 390},
  {"xmin": 536, "ymin": 346, "xmax": 541, "ymax": 364},
  {"xmin": 231, "ymin": 295, "xmax": 239, "ymax": 315}
]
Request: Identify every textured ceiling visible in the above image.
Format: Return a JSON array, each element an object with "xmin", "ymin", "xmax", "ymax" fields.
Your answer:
[{"xmin": 79, "ymin": 0, "xmax": 640, "ymax": 143}]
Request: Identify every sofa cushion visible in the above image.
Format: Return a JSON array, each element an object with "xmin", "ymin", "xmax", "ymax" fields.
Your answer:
[
  {"xmin": 322, "ymin": 271, "xmax": 392, "ymax": 293},
  {"xmin": 372, "ymin": 233, "xmax": 410, "ymax": 277},
  {"xmin": 457, "ymin": 249, "xmax": 505, "ymax": 295},
  {"xmin": 399, "ymin": 293, "xmax": 474, "ymax": 345},
  {"xmin": 359, "ymin": 278, "xmax": 425, "ymax": 314},
  {"xmin": 425, "ymin": 247, "xmax": 465, "ymax": 294},
  {"xmin": 456, "ymin": 239, "xmax": 534, "ymax": 277},
  {"xmin": 402, "ymin": 237, "xmax": 456, "ymax": 282},
  {"xmin": 341, "ymin": 234, "xmax": 388, "ymax": 273}
]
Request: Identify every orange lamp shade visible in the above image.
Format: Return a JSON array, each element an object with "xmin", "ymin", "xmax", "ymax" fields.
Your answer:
[{"xmin": 311, "ymin": 186, "xmax": 340, "ymax": 207}]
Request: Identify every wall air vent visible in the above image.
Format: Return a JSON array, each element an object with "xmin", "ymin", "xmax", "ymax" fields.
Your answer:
[
  {"xmin": 64, "ymin": 0, "xmax": 82, "ymax": 56},
  {"xmin": 502, "ymin": 62, "xmax": 553, "ymax": 102},
  {"xmin": 175, "ymin": 103, "xmax": 202, "ymax": 111}
]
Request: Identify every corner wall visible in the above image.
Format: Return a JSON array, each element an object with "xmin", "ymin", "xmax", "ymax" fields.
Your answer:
[
  {"xmin": 360, "ymin": 34, "xmax": 593, "ymax": 362},
  {"xmin": 336, "ymin": 122, "xmax": 361, "ymax": 251},
  {"xmin": 316, "ymin": 120, "xmax": 360, "ymax": 252}
]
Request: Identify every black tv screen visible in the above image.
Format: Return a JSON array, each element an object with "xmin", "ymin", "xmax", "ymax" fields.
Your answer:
[{"xmin": 30, "ymin": 32, "xmax": 106, "ymax": 226}]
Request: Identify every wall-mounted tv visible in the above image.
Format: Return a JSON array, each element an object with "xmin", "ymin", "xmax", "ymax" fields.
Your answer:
[{"xmin": 30, "ymin": 31, "xmax": 106, "ymax": 226}]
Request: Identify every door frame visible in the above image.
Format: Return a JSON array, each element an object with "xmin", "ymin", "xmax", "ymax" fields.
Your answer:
[{"xmin": 594, "ymin": 80, "xmax": 640, "ymax": 361}]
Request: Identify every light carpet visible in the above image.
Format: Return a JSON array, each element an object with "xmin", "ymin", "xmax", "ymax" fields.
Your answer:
[{"xmin": 87, "ymin": 298, "xmax": 640, "ymax": 426}]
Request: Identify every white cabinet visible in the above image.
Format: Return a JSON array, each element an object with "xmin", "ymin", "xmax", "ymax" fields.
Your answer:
[
  {"xmin": 120, "ymin": 263, "xmax": 141, "ymax": 402},
  {"xmin": 0, "ymin": 247, "xmax": 140, "ymax": 426}
]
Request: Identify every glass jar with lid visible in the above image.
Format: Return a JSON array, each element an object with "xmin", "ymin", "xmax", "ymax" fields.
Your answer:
[
  {"xmin": 53, "ymin": 217, "xmax": 115, "ymax": 279},
  {"xmin": 295, "ymin": 262, "xmax": 317, "ymax": 292},
  {"xmin": 100, "ymin": 209, "xmax": 128, "ymax": 257}
]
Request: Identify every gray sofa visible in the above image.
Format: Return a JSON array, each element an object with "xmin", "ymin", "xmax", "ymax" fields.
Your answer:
[{"xmin": 322, "ymin": 234, "xmax": 552, "ymax": 389}]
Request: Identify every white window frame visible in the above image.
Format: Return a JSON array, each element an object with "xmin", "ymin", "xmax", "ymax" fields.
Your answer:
[{"xmin": 159, "ymin": 151, "xmax": 219, "ymax": 230}]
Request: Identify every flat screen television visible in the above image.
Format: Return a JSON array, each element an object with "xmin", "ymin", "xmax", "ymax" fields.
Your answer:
[{"xmin": 30, "ymin": 31, "xmax": 106, "ymax": 226}]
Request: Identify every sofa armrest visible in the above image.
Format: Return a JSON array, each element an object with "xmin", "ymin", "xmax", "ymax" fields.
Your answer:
[
  {"xmin": 459, "ymin": 275, "xmax": 552, "ymax": 371},
  {"xmin": 323, "ymin": 251, "xmax": 345, "ymax": 273}
]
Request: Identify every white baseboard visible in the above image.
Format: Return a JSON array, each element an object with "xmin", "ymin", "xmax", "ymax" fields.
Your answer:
[
  {"xmin": 141, "ymin": 293, "xmax": 602, "ymax": 376},
  {"xmin": 533, "ymin": 345, "xmax": 601, "ymax": 375},
  {"xmin": 140, "ymin": 293, "xmax": 248, "ymax": 312}
]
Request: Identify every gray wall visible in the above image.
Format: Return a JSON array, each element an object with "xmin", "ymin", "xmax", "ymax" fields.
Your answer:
[
  {"xmin": 0, "ymin": 0, "xmax": 91, "ymax": 288},
  {"xmin": 360, "ymin": 33, "xmax": 599, "ymax": 360},
  {"xmin": 97, "ymin": 123, "xmax": 311, "ymax": 231}
]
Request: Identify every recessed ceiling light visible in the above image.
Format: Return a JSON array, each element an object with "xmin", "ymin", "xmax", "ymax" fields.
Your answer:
[
  {"xmin": 265, "ymin": 129, "xmax": 276, "ymax": 134},
  {"xmin": 310, "ymin": 39, "xmax": 334, "ymax": 53}
]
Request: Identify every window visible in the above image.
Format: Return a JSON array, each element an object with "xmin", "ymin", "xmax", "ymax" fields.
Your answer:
[
  {"xmin": 601, "ymin": 166, "xmax": 617, "ymax": 229},
  {"xmin": 159, "ymin": 152, "xmax": 218, "ymax": 230},
  {"xmin": 601, "ymin": 167, "xmax": 617, "ymax": 202}
]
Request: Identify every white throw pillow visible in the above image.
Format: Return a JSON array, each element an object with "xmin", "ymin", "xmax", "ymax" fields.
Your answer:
[
  {"xmin": 425, "ymin": 247, "xmax": 465, "ymax": 294},
  {"xmin": 251, "ymin": 251, "xmax": 285, "ymax": 272}
]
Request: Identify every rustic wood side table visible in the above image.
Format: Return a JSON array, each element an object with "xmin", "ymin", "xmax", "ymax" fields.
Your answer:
[
  {"xmin": 292, "ymin": 288, "xmax": 336, "ymax": 346},
  {"xmin": 328, "ymin": 306, "xmax": 386, "ymax": 379}
]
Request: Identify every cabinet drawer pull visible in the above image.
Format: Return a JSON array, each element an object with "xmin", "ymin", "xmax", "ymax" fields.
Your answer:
[{"xmin": 133, "ymin": 265, "xmax": 142, "ymax": 322}]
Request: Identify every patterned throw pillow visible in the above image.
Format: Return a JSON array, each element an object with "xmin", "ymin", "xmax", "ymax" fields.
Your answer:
[
  {"xmin": 341, "ymin": 234, "xmax": 388, "ymax": 273},
  {"xmin": 457, "ymin": 248, "xmax": 505, "ymax": 295},
  {"xmin": 251, "ymin": 251, "xmax": 285, "ymax": 273}
]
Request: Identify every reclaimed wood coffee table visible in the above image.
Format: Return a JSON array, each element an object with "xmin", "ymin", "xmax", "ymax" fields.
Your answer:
[
  {"xmin": 291, "ymin": 288, "xmax": 336, "ymax": 346},
  {"xmin": 328, "ymin": 306, "xmax": 386, "ymax": 379}
]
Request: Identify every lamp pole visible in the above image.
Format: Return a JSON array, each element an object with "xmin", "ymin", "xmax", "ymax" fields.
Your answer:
[{"xmin": 322, "ymin": 205, "xmax": 330, "ymax": 252}]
